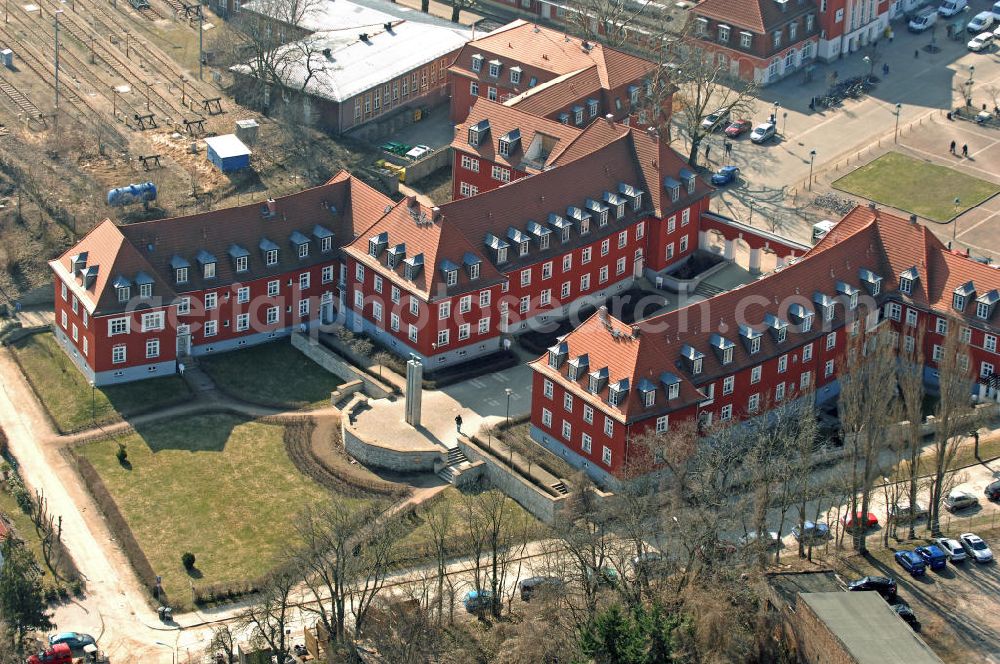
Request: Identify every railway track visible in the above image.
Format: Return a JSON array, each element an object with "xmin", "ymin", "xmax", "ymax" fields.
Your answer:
[{"xmin": 0, "ymin": 75, "xmax": 41, "ymax": 119}]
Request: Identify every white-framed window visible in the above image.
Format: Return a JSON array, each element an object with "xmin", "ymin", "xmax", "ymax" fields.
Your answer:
[
  {"xmin": 936, "ymin": 317, "xmax": 949, "ymax": 335},
  {"xmin": 480, "ymin": 290, "xmax": 491, "ymax": 307},
  {"xmin": 720, "ymin": 404, "xmax": 733, "ymax": 421},
  {"xmin": 561, "ymin": 281, "xmax": 571, "ymax": 299},
  {"xmin": 410, "ymin": 296, "xmax": 420, "ymax": 316},
  {"xmin": 204, "ymin": 320, "xmax": 218, "ymax": 337},
  {"xmin": 961, "ymin": 327, "xmax": 972, "ymax": 344},
  {"xmin": 802, "ymin": 343, "xmax": 813, "ymax": 362},
  {"xmin": 141, "ymin": 312, "xmax": 164, "ymax": 332},
  {"xmin": 470, "ymin": 81, "xmax": 479, "ymax": 97},
  {"xmin": 439, "ymin": 301, "xmax": 451, "ymax": 320},
  {"xmin": 604, "ymin": 416, "xmax": 614, "ymax": 437},
  {"xmin": 146, "ymin": 338, "xmax": 160, "ymax": 359},
  {"xmin": 602, "ymin": 446, "xmax": 612, "ymax": 466},
  {"xmin": 886, "ymin": 302, "xmax": 902, "ymax": 321},
  {"xmin": 60, "ymin": 310, "xmax": 68, "ymax": 329},
  {"xmin": 599, "ymin": 266, "xmax": 609, "ymax": 283},
  {"xmin": 458, "ymin": 323, "xmax": 470, "ymax": 340},
  {"xmin": 543, "ymin": 379, "xmax": 554, "ymax": 398},
  {"xmin": 266, "ymin": 306, "xmax": 279, "ymax": 325},
  {"xmin": 800, "ymin": 371, "xmax": 812, "ymax": 390},
  {"xmin": 409, "ymin": 324, "xmax": 418, "ymax": 343},
  {"xmin": 205, "ymin": 292, "xmax": 217, "ymax": 310},
  {"xmin": 372, "ymin": 302, "xmax": 383, "ymax": 323},
  {"xmin": 112, "ymin": 345, "xmax": 126, "ymax": 364},
  {"xmin": 373, "ymin": 275, "xmax": 383, "ymax": 294},
  {"xmin": 298, "ymin": 243, "xmax": 309, "ymax": 259},
  {"xmin": 354, "ymin": 290, "xmax": 364, "ymax": 310},
  {"xmin": 981, "ymin": 361, "xmax": 995, "ymax": 379},
  {"xmin": 564, "ymin": 392, "xmax": 573, "ymax": 412},
  {"xmin": 541, "ymin": 262, "xmax": 552, "ymax": 279},
  {"xmin": 581, "ymin": 433, "xmax": 592, "ymax": 453},
  {"xmin": 299, "ymin": 299, "xmax": 310, "ymax": 317},
  {"xmin": 108, "ymin": 317, "xmax": 130, "ymax": 336},
  {"xmin": 682, "ymin": 209, "xmax": 690, "ymax": 226},
  {"xmin": 491, "ymin": 165, "xmax": 510, "ymax": 182},
  {"xmin": 265, "ymin": 250, "xmax": 278, "ymax": 266},
  {"xmin": 635, "ymin": 221, "xmax": 645, "ymax": 240},
  {"xmin": 751, "ymin": 365, "xmax": 762, "ymax": 384},
  {"xmin": 616, "ymin": 257, "xmax": 626, "ymax": 275},
  {"xmin": 436, "ymin": 329, "xmax": 450, "ymax": 347},
  {"xmin": 601, "ymin": 239, "xmax": 610, "ymax": 256},
  {"xmin": 390, "ymin": 313, "xmax": 400, "ymax": 332},
  {"xmin": 740, "ymin": 31, "xmax": 752, "ymax": 48},
  {"xmin": 296, "ymin": 272, "xmax": 309, "ymax": 291},
  {"xmin": 60, "ymin": 282, "xmax": 67, "ymax": 301},
  {"xmin": 355, "ymin": 263, "xmax": 365, "ymax": 282},
  {"xmin": 665, "ymin": 243, "xmax": 674, "ymax": 260},
  {"xmin": 562, "ymin": 420, "xmax": 572, "ymax": 441},
  {"xmin": 775, "ymin": 382, "xmax": 786, "ymax": 402},
  {"xmin": 826, "ymin": 331, "xmax": 836, "ymax": 350},
  {"xmin": 236, "ymin": 313, "xmax": 250, "ymax": 332},
  {"xmin": 488, "ymin": 87, "xmax": 497, "ymax": 101},
  {"xmin": 458, "ymin": 295, "xmax": 472, "ymax": 314},
  {"xmin": 583, "ymin": 404, "xmax": 593, "ymax": 424},
  {"xmin": 268, "ymin": 280, "xmax": 280, "ymax": 297},
  {"xmin": 71, "ymin": 323, "xmax": 78, "ymax": 342},
  {"xmin": 580, "ymin": 274, "xmax": 591, "ymax": 291},
  {"xmin": 237, "ymin": 286, "xmax": 250, "ymax": 304},
  {"xmin": 932, "ymin": 344, "xmax": 944, "ymax": 362},
  {"xmin": 519, "ymin": 296, "xmax": 530, "ymax": 314},
  {"xmin": 722, "ymin": 375, "xmax": 735, "ymax": 395},
  {"xmin": 778, "ymin": 354, "xmax": 788, "ymax": 373},
  {"xmin": 542, "ymin": 408, "xmax": 552, "ymax": 427},
  {"xmin": 680, "ymin": 235, "xmax": 689, "ymax": 253},
  {"xmin": 986, "ymin": 334, "xmax": 997, "ymax": 353},
  {"xmin": 562, "ymin": 254, "xmax": 573, "ymax": 272},
  {"xmin": 322, "ymin": 265, "xmax": 334, "ymax": 284},
  {"xmin": 824, "ymin": 359, "xmax": 835, "ymax": 377},
  {"xmin": 540, "ymin": 289, "xmax": 551, "ymax": 306},
  {"xmin": 520, "ymin": 269, "xmax": 531, "ymax": 287},
  {"xmin": 655, "ymin": 415, "xmax": 669, "ymax": 433},
  {"xmin": 461, "ymin": 155, "xmax": 479, "ymax": 172},
  {"xmin": 478, "ymin": 317, "xmax": 490, "ymax": 334},
  {"xmin": 903, "ymin": 308, "xmax": 917, "ymax": 326}
]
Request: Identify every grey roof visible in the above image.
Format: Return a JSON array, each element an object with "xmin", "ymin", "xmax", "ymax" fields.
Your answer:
[
  {"xmin": 799, "ymin": 592, "xmax": 944, "ymax": 664},
  {"xmin": 170, "ymin": 255, "xmax": 190, "ymax": 269},
  {"xmin": 134, "ymin": 271, "xmax": 155, "ymax": 285},
  {"xmin": 228, "ymin": 244, "xmax": 250, "ymax": 259},
  {"xmin": 195, "ymin": 249, "xmax": 216, "ymax": 265},
  {"xmin": 259, "ymin": 237, "xmax": 279, "ymax": 252},
  {"xmin": 900, "ymin": 266, "xmax": 920, "ymax": 281},
  {"xmin": 312, "ymin": 224, "xmax": 334, "ymax": 239},
  {"xmin": 979, "ymin": 289, "xmax": 1000, "ymax": 305}
]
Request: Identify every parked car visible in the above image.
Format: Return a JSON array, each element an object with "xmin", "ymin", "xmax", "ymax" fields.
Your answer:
[
  {"xmin": 463, "ymin": 589, "xmax": 495, "ymax": 614},
  {"xmin": 847, "ymin": 575, "xmax": 897, "ymax": 600},
  {"xmin": 739, "ymin": 530, "xmax": 781, "ymax": 549},
  {"xmin": 939, "ymin": 0, "xmax": 968, "ymax": 16},
  {"xmin": 792, "ymin": 521, "xmax": 831, "ymax": 543},
  {"xmin": 750, "ymin": 122, "xmax": 776, "ymax": 144},
  {"xmin": 945, "ymin": 489, "xmax": 979, "ymax": 512},
  {"xmin": 701, "ymin": 108, "xmax": 731, "ymax": 132},
  {"xmin": 891, "ymin": 603, "xmax": 921, "ymax": 631},
  {"xmin": 968, "ymin": 32, "xmax": 994, "ymax": 51},
  {"xmin": 587, "ymin": 566, "xmax": 620, "ymax": 587},
  {"xmin": 710, "ymin": 165, "xmax": 740, "ymax": 186},
  {"xmin": 841, "ymin": 512, "xmax": 879, "ymax": 532},
  {"xmin": 724, "ymin": 119, "xmax": 752, "ymax": 138},
  {"xmin": 994, "ymin": 0, "xmax": 1000, "ymax": 20},
  {"xmin": 968, "ymin": 11, "xmax": 995, "ymax": 33},
  {"xmin": 27, "ymin": 644, "xmax": 73, "ymax": 664},
  {"xmin": 894, "ymin": 549, "xmax": 927, "ymax": 576},
  {"xmin": 909, "ymin": 7, "xmax": 938, "ymax": 32},
  {"xmin": 890, "ymin": 501, "xmax": 928, "ymax": 522},
  {"xmin": 631, "ymin": 552, "xmax": 670, "ymax": 578},
  {"xmin": 405, "ymin": 144, "xmax": 432, "ymax": 160},
  {"xmin": 985, "ymin": 479, "xmax": 1000, "ymax": 500},
  {"xmin": 914, "ymin": 544, "xmax": 948, "ymax": 570},
  {"xmin": 48, "ymin": 633, "xmax": 96, "ymax": 651},
  {"xmin": 519, "ymin": 576, "xmax": 564, "ymax": 601},
  {"xmin": 960, "ymin": 532, "xmax": 994, "ymax": 562},
  {"xmin": 934, "ymin": 537, "xmax": 967, "ymax": 563}
]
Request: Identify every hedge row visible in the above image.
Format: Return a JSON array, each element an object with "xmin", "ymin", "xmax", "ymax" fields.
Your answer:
[{"xmin": 72, "ymin": 453, "xmax": 167, "ymax": 605}]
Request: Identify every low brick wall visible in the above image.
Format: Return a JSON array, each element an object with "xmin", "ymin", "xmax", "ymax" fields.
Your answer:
[
  {"xmin": 458, "ymin": 437, "xmax": 569, "ymax": 524},
  {"xmin": 292, "ymin": 332, "xmax": 394, "ymax": 399},
  {"xmin": 381, "ymin": 147, "xmax": 451, "ymax": 184},
  {"xmin": 341, "ymin": 419, "xmax": 442, "ymax": 472},
  {"xmin": 330, "ymin": 380, "xmax": 364, "ymax": 406}
]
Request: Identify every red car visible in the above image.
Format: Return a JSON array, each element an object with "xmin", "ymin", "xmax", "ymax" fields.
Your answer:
[
  {"xmin": 27, "ymin": 644, "xmax": 73, "ymax": 664},
  {"xmin": 725, "ymin": 119, "xmax": 752, "ymax": 138},
  {"xmin": 842, "ymin": 512, "xmax": 879, "ymax": 532}
]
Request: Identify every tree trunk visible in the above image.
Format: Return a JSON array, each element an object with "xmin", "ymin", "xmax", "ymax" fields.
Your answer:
[
  {"xmin": 421, "ymin": 0, "xmax": 429, "ymax": 10},
  {"xmin": 687, "ymin": 138, "xmax": 701, "ymax": 168},
  {"xmin": 451, "ymin": 4, "xmax": 461, "ymax": 22}
]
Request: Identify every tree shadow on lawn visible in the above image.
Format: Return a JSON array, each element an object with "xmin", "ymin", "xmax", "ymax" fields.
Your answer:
[
  {"xmin": 129, "ymin": 412, "xmax": 242, "ymax": 453},
  {"xmin": 186, "ymin": 566, "xmax": 204, "ymax": 580}
]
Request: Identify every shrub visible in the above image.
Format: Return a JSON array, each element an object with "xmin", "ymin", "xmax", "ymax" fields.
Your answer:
[
  {"xmin": 57, "ymin": 586, "xmax": 69, "ymax": 600},
  {"xmin": 116, "ymin": 443, "xmax": 128, "ymax": 465},
  {"xmin": 182, "ymin": 552, "xmax": 196, "ymax": 570},
  {"xmin": 351, "ymin": 338, "xmax": 374, "ymax": 357},
  {"xmin": 70, "ymin": 579, "xmax": 83, "ymax": 597}
]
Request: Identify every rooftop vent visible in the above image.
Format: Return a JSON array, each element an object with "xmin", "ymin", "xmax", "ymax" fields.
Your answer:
[
  {"xmin": 322, "ymin": 48, "xmax": 332, "ymax": 59},
  {"xmin": 384, "ymin": 22, "xmax": 392, "ymax": 31},
  {"xmin": 359, "ymin": 33, "xmax": 369, "ymax": 42}
]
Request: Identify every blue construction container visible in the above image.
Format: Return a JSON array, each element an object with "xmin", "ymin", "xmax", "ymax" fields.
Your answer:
[
  {"xmin": 205, "ymin": 134, "xmax": 251, "ymax": 173},
  {"xmin": 107, "ymin": 181, "xmax": 157, "ymax": 207}
]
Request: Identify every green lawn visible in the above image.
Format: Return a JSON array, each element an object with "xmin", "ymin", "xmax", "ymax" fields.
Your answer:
[
  {"xmin": 11, "ymin": 333, "xmax": 192, "ymax": 433},
  {"xmin": 833, "ymin": 152, "xmax": 1000, "ymax": 222},
  {"xmin": 76, "ymin": 413, "xmax": 366, "ymax": 606},
  {"xmin": 198, "ymin": 341, "xmax": 343, "ymax": 408},
  {"xmin": 0, "ymin": 486, "xmax": 67, "ymax": 594}
]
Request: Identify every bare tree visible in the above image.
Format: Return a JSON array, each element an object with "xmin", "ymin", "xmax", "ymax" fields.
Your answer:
[
  {"xmin": 423, "ymin": 498, "xmax": 452, "ymax": 625},
  {"xmin": 449, "ymin": 0, "xmax": 475, "ymax": 23},
  {"xmin": 838, "ymin": 330, "xmax": 900, "ymax": 553},
  {"xmin": 927, "ymin": 321, "xmax": 977, "ymax": 536},
  {"xmin": 234, "ymin": 567, "xmax": 298, "ymax": 663},
  {"xmin": 569, "ymin": 0, "xmax": 663, "ymax": 49},
  {"xmin": 350, "ymin": 517, "xmax": 404, "ymax": 639},
  {"xmin": 205, "ymin": 625, "xmax": 237, "ymax": 664},
  {"xmin": 897, "ymin": 328, "xmax": 926, "ymax": 540}
]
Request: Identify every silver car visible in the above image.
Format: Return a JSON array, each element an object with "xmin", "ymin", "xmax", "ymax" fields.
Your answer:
[
  {"xmin": 750, "ymin": 122, "xmax": 776, "ymax": 144},
  {"xmin": 945, "ymin": 490, "xmax": 979, "ymax": 512},
  {"xmin": 935, "ymin": 537, "xmax": 967, "ymax": 563},
  {"xmin": 960, "ymin": 532, "xmax": 994, "ymax": 562}
]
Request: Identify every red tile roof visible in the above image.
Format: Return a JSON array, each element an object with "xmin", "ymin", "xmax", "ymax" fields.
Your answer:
[
  {"xmin": 503, "ymin": 67, "xmax": 603, "ymax": 118},
  {"xmin": 537, "ymin": 206, "xmax": 1000, "ymax": 421},
  {"xmin": 693, "ymin": 0, "xmax": 816, "ymax": 34},
  {"xmin": 453, "ymin": 98, "xmax": 582, "ymax": 173}
]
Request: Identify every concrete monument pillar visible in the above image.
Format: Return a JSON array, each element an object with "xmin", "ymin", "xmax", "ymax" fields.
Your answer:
[{"xmin": 404, "ymin": 355, "xmax": 423, "ymax": 426}]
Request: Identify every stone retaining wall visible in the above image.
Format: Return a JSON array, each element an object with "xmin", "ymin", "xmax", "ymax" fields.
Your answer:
[
  {"xmin": 341, "ymin": 419, "xmax": 442, "ymax": 472},
  {"xmin": 292, "ymin": 332, "xmax": 394, "ymax": 399}
]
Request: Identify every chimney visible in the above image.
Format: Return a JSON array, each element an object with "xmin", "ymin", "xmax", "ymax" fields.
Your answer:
[
  {"xmin": 322, "ymin": 48, "xmax": 332, "ymax": 59},
  {"xmin": 909, "ymin": 214, "xmax": 918, "ymax": 224},
  {"xmin": 631, "ymin": 325, "xmax": 641, "ymax": 338},
  {"xmin": 431, "ymin": 206, "xmax": 441, "ymax": 222},
  {"xmin": 384, "ymin": 22, "xmax": 392, "ymax": 31},
  {"xmin": 599, "ymin": 305, "xmax": 608, "ymax": 323},
  {"xmin": 266, "ymin": 198, "xmax": 277, "ymax": 215},
  {"xmin": 868, "ymin": 202, "xmax": 876, "ymax": 210},
  {"xmin": 406, "ymin": 194, "xmax": 417, "ymax": 208},
  {"xmin": 359, "ymin": 33, "xmax": 369, "ymax": 42},
  {"xmin": 605, "ymin": 113, "xmax": 614, "ymax": 124}
]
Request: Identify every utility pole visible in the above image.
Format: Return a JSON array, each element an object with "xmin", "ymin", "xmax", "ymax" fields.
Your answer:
[
  {"xmin": 54, "ymin": 10, "xmax": 63, "ymax": 111},
  {"xmin": 198, "ymin": 8, "xmax": 204, "ymax": 81}
]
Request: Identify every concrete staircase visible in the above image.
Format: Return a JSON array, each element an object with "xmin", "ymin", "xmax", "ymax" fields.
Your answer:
[
  {"xmin": 693, "ymin": 280, "xmax": 725, "ymax": 299},
  {"xmin": 437, "ymin": 445, "xmax": 471, "ymax": 484},
  {"xmin": 550, "ymin": 480, "xmax": 569, "ymax": 495},
  {"xmin": 179, "ymin": 358, "xmax": 217, "ymax": 394}
]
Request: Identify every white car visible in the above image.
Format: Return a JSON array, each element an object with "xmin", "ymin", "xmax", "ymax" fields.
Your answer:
[
  {"xmin": 968, "ymin": 32, "xmax": 994, "ymax": 51},
  {"xmin": 405, "ymin": 144, "xmax": 433, "ymax": 160},
  {"xmin": 750, "ymin": 122, "xmax": 776, "ymax": 144},
  {"xmin": 935, "ymin": 537, "xmax": 967, "ymax": 563},
  {"xmin": 959, "ymin": 532, "xmax": 994, "ymax": 562},
  {"xmin": 939, "ymin": 0, "xmax": 968, "ymax": 16},
  {"xmin": 968, "ymin": 11, "xmax": 995, "ymax": 33}
]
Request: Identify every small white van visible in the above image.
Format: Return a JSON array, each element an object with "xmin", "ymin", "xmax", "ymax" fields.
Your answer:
[
  {"xmin": 939, "ymin": 0, "xmax": 967, "ymax": 17},
  {"xmin": 909, "ymin": 7, "xmax": 938, "ymax": 32}
]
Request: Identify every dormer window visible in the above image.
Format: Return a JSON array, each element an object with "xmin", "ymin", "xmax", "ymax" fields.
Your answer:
[
  {"xmin": 765, "ymin": 313, "xmax": 788, "ymax": 343},
  {"xmin": 664, "ymin": 177, "xmax": 681, "ymax": 202},
  {"xmin": 898, "ymin": 267, "xmax": 918, "ymax": 295},
  {"xmin": 693, "ymin": 357, "xmax": 703, "ymax": 374},
  {"xmin": 260, "ymin": 238, "xmax": 279, "ymax": 266},
  {"xmin": 488, "ymin": 59, "xmax": 501, "ymax": 77},
  {"xmin": 463, "ymin": 252, "xmax": 481, "ymax": 280},
  {"xmin": 498, "ymin": 139, "xmax": 511, "ymax": 157},
  {"xmin": 638, "ymin": 378, "xmax": 656, "ymax": 407},
  {"xmin": 467, "ymin": 119, "xmax": 489, "ymax": 147},
  {"xmin": 628, "ymin": 85, "xmax": 639, "ymax": 105},
  {"xmin": 586, "ymin": 199, "xmax": 609, "ymax": 226},
  {"xmin": 740, "ymin": 324, "xmax": 762, "ymax": 354},
  {"xmin": 710, "ymin": 333, "xmax": 735, "ymax": 364},
  {"xmin": 527, "ymin": 220, "xmax": 551, "ymax": 251},
  {"xmin": 589, "ymin": 367, "xmax": 609, "ymax": 394},
  {"xmin": 548, "ymin": 342, "xmax": 568, "ymax": 369},
  {"xmin": 789, "ymin": 304, "xmax": 814, "ymax": 333},
  {"xmin": 204, "ymin": 262, "xmax": 216, "ymax": 279},
  {"xmin": 608, "ymin": 379, "xmax": 629, "ymax": 407},
  {"xmin": 368, "ymin": 232, "xmax": 388, "ymax": 258},
  {"xmin": 631, "ymin": 192, "xmax": 643, "ymax": 211},
  {"xmin": 486, "ymin": 233, "xmax": 509, "ymax": 265},
  {"xmin": 588, "ymin": 98, "xmax": 598, "ymax": 117},
  {"xmin": 116, "ymin": 285, "xmax": 130, "ymax": 303},
  {"xmin": 836, "ymin": 281, "xmax": 858, "ymax": 310},
  {"xmin": 679, "ymin": 168, "xmax": 696, "ymax": 194},
  {"xmin": 403, "ymin": 253, "xmax": 424, "ymax": 281},
  {"xmin": 568, "ymin": 354, "xmax": 589, "ymax": 381},
  {"xmin": 661, "ymin": 372, "xmax": 680, "ymax": 400},
  {"xmin": 139, "ymin": 283, "xmax": 152, "ymax": 298},
  {"xmin": 859, "ymin": 268, "xmax": 882, "ymax": 296},
  {"xmin": 175, "ymin": 267, "xmax": 188, "ymax": 284},
  {"xmin": 497, "ymin": 246, "xmax": 508, "ymax": 263},
  {"xmin": 813, "ymin": 292, "xmax": 834, "ymax": 322},
  {"xmin": 510, "ymin": 66, "xmax": 521, "ymax": 84},
  {"xmin": 446, "ymin": 270, "xmax": 458, "ymax": 286},
  {"xmin": 520, "ymin": 240, "xmax": 529, "ymax": 256},
  {"xmin": 471, "ymin": 53, "xmax": 483, "ymax": 72},
  {"xmin": 976, "ymin": 290, "xmax": 999, "ymax": 320},
  {"xmin": 387, "ymin": 244, "xmax": 406, "ymax": 270},
  {"xmin": 298, "ymin": 243, "xmax": 309, "ymax": 258},
  {"xmin": 680, "ymin": 344, "xmax": 704, "ymax": 375},
  {"xmin": 558, "ymin": 113, "xmax": 569, "ymax": 125},
  {"xmin": 953, "ymin": 281, "xmax": 975, "ymax": 311},
  {"xmin": 573, "ymin": 106, "xmax": 584, "ymax": 125}
]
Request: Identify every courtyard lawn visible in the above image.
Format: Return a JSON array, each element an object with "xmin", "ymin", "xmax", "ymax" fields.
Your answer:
[
  {"xmin": 76, "ymin": 413, "xmax": 366, "ymax": 607},
  {"xmin": 10, "ymin": 333, "xmax": 192, "ymax": 433},
  {"xmin": 198, "ymin": 341, "xmax": 343, "ymax": 409},
  {"xmin": 833, "ymin": 152, "xmax": 1000, "ymax": 222}
]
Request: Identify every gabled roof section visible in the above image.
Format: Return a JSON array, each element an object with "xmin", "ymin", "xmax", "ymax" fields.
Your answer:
[
  {"xmin": 693, "ymin": 0, "xmax": 815, "ymax": 34},
  {"xmin": 503, "ymin": 67, "xmax": 603, "ymax": 118},
  {"xmin": 50, "ymin": 219, "xmax": 172, "ymax": 315},
  {"xmin": 342, "ymin": 199, "xmax": 505, "ymax": 300},
  {"xmin": 453, "ymin": 98, "xmax": 582, "ymax": 173}
]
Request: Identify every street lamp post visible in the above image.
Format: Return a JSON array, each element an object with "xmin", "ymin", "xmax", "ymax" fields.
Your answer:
[
  {"xmin": 772, "ymin": 101, "xmax": 779, "ymax": 124},
  {"xmin": 894, "ymin": 103, "xmax": 902, "ymax": 143},
  {"xmin": 54, "ymin": 9, "xmax": 63, "ymax": 111},
  {"xmin": 88, "ymin": 380, "xmax": 95, "ymax": 424},
  {"xmin": 966, "ymin": 65, "xmax": 975, "ymax": 108},
  {"xmin": 953, "ymin": 197, "xmax": 961, "ymax": 245},
  {"xmin": 782, "ymin": 111, "xmax": 788, "ymax": 135},
  {"xmin": 154, "ymin": 641, "xmax": 176, "ymax": 664},
  {"xmin": 505, "ymin": 388, "xmax": 513, "ymax": 424},
  {"xmin": 808, "ymin": 149, "xmax": 816, "ymax": 191}
]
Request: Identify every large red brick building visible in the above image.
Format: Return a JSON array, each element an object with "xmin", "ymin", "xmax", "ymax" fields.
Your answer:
[
  {"xmin": 51, "ymin": 119, "xmax": 711, "ymax": 383},
  {"xmin": 447, "ymin": 20, "xmax": 660, "ymax": 126},
  {"xmin": 531, "ymin": 206, "xmax": 1000, "ymax": 486}
]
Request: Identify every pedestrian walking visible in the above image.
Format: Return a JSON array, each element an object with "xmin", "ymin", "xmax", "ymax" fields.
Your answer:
[
  {"xmin": 724, "ymin": 140, "xmax": 732, "ymax": 157},
  {"xmin": 705, "ymin": 143, "xmax": 711, "ymax": 162},
  {"xmin": 455, "ymin": 415, "xmax": 463, "ymax": 433},
  {"xmin": 914, "ymin": 49, "xmax": 919, "ymax": 58},
  {"xmin": 950, "ymin": 140, "xmax": 956, "ymax": 154},
  {"xmin": 962, "ymin": 144, "xmax": 969, "ymax": 157},
  {"xmin": 882, "ymin": 63, "xmax": 889, "ymax": 76}
]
